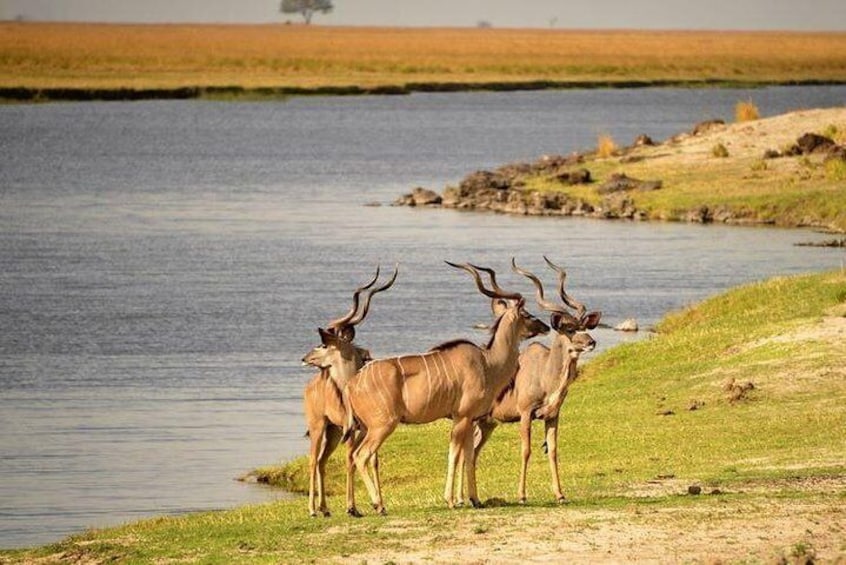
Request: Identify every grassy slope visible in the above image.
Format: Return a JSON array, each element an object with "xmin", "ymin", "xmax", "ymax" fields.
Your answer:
[
  {"xmin": 2, "ymin": 24, "xmax": 846, "ymax": 92},
  {"xmin": 3, "ymin": 270, "xmax": 845, "ymax": 563}
]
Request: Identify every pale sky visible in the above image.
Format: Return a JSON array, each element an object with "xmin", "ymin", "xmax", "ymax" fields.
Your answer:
[{"xmin": 2, "ymin": 0, "xmax": 845, "ymax": 30}]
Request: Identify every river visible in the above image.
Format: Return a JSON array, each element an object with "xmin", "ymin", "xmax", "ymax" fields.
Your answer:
[{"xmin": 0, "ymin": 85, "xmax": 844, "ymax": 549}]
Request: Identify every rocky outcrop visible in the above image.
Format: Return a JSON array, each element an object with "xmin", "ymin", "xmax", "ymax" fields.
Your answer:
[
  {"xmin": 795, "ymin": 238, "xmax": 846, "ymax": 248},
  {"xmin": 691, "ymin": 119, "xmax": 725, "ymax": 136},
  {"xmin": 395, "ymin": 152, "xmax": 597, "ymax": 215},
  {"xmin": 765, "ymin": 132, "xmax": 845, "ymax": 161},
  {"xmin": 794, "ymin": 132, "xmax": 836, "ymax": 155},
  {"xmin": 395, "ymin": 157, "xmax": 674, "ymax": 221},
  {"xmin": 392, "ymin": 118, "xmax": 845, "ymax": 231},
  {"xmin": 395, "ymin": 187, "xmax": 443, "ymax": 207}
]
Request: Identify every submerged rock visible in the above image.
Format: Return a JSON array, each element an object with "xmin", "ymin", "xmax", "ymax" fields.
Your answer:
[
  {"xmin": 614, "ymin": 318, "xmax": 639, "ymax": 332},
  {"xmin": 394, "ymin": 187, "xmax": 442, "ymax": 206}
]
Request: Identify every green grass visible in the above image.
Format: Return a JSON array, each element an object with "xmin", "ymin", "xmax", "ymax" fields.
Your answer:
[{"xmin": 3, "ymin": 271, "xmax": 845, "ymax": 563}]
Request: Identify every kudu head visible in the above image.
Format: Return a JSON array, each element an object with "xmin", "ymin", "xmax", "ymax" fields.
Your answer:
[
  {"xmin": 445, "ymin": 261, "xmax": 549, "ymax": 342},
  {"xmin": 512, "ymin": 257, "xmax": 601, "ymax": 360},
  {"xmin": 301, "ymin": 265, "xmax": 398, "ymax": 380},
  {"xmin": 302, "ymin": 327, "xmax": 372, "ymax": 375}
]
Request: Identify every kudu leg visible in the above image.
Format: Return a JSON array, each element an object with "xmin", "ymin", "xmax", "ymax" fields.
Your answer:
[
  {"xmin": 447, "ymin": 417, "xmax": 482, "ymax": 508},
  {"xmin": 353, "ymin": 425, "xmax": 394, "ymax": 515},
  {"xmin": 517, "ymin": 413, "xmax": 533, "ymax": 504},
  {"xmin": 457, "ymin": 419, "xmax": 496, "ymax": 506},
  {"xmin": 345, "ymin": 430, "xmax": 365, "ymax": 517},
  {"xmin": 307, "ymin": 422, "xmax": 326, "ymax": 517},
  {"xmin": 372, "ymin": 451, "xmax": 381, "ymax": 502},
  {"xmin": 544, "ymin": 417, "xmax": 566, "ymax": 502},
  {"xmin": 443, "ymin": 433, "xmax": 460, "ymax": 508},
  {"xmin": 462, "ymin": 419, "xmax": 483, "ymax": 508},
  {"xmin": 455, "ymin": 450, "xmax": 464, "ymax": 507},
  {"xmin": 317, "ymin": 424, "xmax": 342, "ymax": 516}
]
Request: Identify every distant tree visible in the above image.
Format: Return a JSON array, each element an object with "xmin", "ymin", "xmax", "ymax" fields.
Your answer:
[
  {"xmin": 477, "ymin": 20, "xmax": 493, "ymax": 28},
  {"xmin": 280, "ymin": 0, "xmax": 333, "ymax": 25}
]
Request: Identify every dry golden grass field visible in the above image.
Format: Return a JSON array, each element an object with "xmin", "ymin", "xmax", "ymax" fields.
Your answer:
[{"xmin": 2, "ymin": 23, "xmax": 846, "ymax": 95}]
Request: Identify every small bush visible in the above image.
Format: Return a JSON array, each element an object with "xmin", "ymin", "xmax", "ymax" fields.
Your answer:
[
  {"xmin": 711, "ymin": 143, "xmax": 730, "ymax": 158},
  {"xmin": 735, "ymin": 100, "xmax": 760, "ymax": 122},
  {"xmin": 821, "ymin": 123, "xmax": 839, "ymax": 140},
  {"xmin": 785, "ymin": 540, "xmax": 817, "ymax": 564},
  {"xmin": 821, "ymin": 123, "xmax": 846, "ymax": 144},
  {"xmin": 597, "ymin": 134, "xmax": 618, "ymax": 158},
  {"xmin": 750, "ymin": 159, "xmax": 768, "ymax": 171}
]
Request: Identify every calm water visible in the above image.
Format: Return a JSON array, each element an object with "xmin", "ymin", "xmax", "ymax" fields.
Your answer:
[{"xmin": 1, "ymin": 86, "xmax": 844, "ymax": 549}]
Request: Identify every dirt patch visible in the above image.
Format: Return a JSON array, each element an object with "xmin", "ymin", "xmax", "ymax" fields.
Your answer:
[
  {"xmin": 759, "ymin": 316, "xmax": 846, "ymax": 348},
  {"xmin": 346, "ymin": 491, "xmax": 846, "ymax": 564},
  {"xmin": 724, "ymin": 315, "xmax": 846, "ymax": 394}
]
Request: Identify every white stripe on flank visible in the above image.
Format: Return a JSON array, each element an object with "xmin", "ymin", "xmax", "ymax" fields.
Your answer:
[
  {"xmin": 373, "ymin": 361, "xmax": 392, "ymax": 423},
  {"xmin": 397, "ymin": 357, "xmax": 410, "ymax": 409},
  {"xmin": 436, "ymin": 352, "xmax": 451, "ymax": 385},
  {"xmin": 432, "ymin": 352, "xmax": 448, "ymax": 405},
  {"xmin": 439, "ymin": 352, "xmax": 456, "ymax": 409},
  {"xmin": 421, "ymin": 354, "xmax": 433, "ymax": 406},
  {"xmin": 444, "ymin": 352, "xmax": 461, "ymax": 386}
]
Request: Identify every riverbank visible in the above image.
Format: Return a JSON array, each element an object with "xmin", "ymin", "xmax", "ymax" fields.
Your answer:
[
  {"xmin": 396, "ymin": 106, "xmax": 846, "ymax": 232},
  {"xmin": 2, "ymin": 23, "xmax": 846, "ymax": 102},
  {"xmin": 3, "ymin": 270, "xmax": 844, "ymax": 563},
  {"xmin": 6, "ymin": 79, "xmax": 844, "ymax": 104}
]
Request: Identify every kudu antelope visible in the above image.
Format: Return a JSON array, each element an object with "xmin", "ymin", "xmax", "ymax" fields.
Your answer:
[
  {"xmin": 301, "ymin": 266, "xmax": 398, "ymax": 517},
  {"xmin": 344, "ymin": 262, "xmax": 549, "ymax": 514},
  {"xmin": 471, "ymin": 257, "xmax": 601, "ymax": 504}
]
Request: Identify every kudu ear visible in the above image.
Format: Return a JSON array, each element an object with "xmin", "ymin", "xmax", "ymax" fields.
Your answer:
[
  {"xmin": 550, "ymin": 312, "xmax": 580, "ymax": 333},
  {"xmin": 490, "ymin": 298, "xmax": 508, "ymax": 317},
  {"xmin": 582, "ymin": 311, "xmax": 602, "ymax": 330},
  {"xmin": 336, "ymin": 326, "xmax": 355, "ymax": 342},
  {"xmin": 318, "ymin": 327, "xmax": 340, "ymax": 346}
]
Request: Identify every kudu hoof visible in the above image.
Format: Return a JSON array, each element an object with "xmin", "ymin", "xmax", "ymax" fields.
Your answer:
[
  {"xmin": 321, "ymin": 510, "xmax": 332, "ymax": 517},
  {"xmin": 556, "ymin": 496, "xmax": 569, "ymax": 505},
  {"xmin": 347, "ymin": 507, "xmax": 363, "ymax": 518},
  {"xmin": 518, "ymin": 497, "xmax": 527, "ymax": 505},
  {"xmin": 373, "ymin": 504, "xmax": 387, "ymax": 516},
  {"xmin": 469, "ymin": 498, "xmax": 484, "ymax": 509},
  {"xmin": 309, "ymin": 511, "xmax": 318, "ymax": 518}
]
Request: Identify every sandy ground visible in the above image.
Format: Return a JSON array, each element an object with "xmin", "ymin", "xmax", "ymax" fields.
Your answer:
[{"xmin": 348, "ymin": 482, "xmax": 845, "ymax": 564}]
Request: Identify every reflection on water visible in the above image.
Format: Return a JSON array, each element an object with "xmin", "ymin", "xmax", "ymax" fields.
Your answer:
[{"xmin": 1, "ymin": 86, "xmax": 844, "ymax": 548}]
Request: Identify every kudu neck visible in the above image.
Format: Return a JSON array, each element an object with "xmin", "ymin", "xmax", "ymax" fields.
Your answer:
[
  {"xmin": 326, "ymin": 354, "xmax": 363, "ymax": 389},
  {"xmin": 546, "ymin": 336, "xmax": 577, "ymax": 386},
  {"xmin": 483, "ymin": 309, "xmax": 522, "ymax": 387}
]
